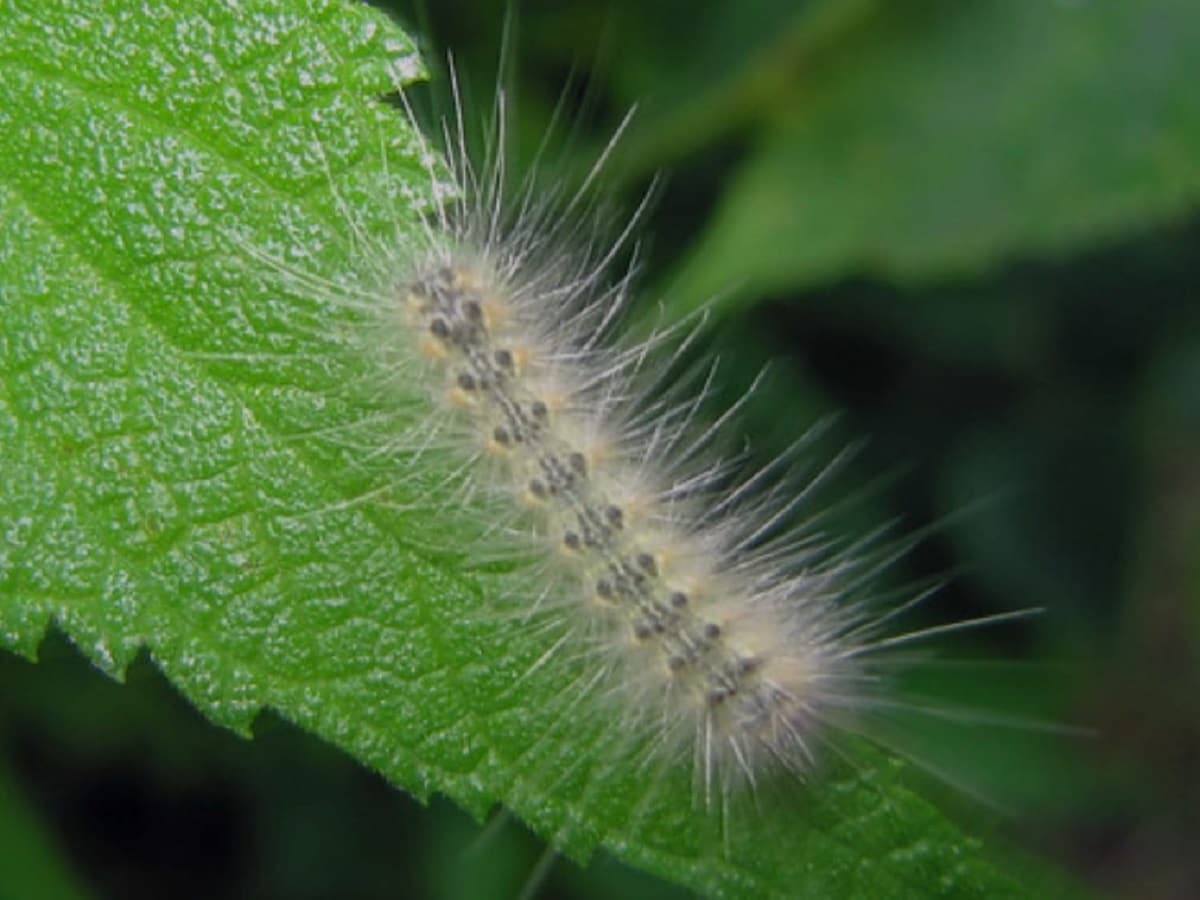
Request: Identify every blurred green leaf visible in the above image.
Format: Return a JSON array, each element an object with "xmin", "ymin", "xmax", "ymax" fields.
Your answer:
[
  {"xmin": 669, "ymin": 0, "xmax": 1200, "ymax": 309},
  {"xmin": 0, "ymin": 756, "xmax": 92, "ymax": 900},
  {"xmin": 616, "ymin": 0, "xmax": 880, "ymax": 170},
  {"xmin": 0, "ymin": 1, "xmax": 1065, "ymax": 897}
]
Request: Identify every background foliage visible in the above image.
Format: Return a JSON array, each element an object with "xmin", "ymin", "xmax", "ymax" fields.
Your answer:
[{"xmin": 2, "ymin": 0, "xmax": 1197, "ymax": 897}]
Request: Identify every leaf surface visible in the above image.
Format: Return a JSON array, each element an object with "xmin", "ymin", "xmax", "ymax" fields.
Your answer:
[{"xmin": 0, "ymin": 1, "xmax": 1042, "ymax": 896}]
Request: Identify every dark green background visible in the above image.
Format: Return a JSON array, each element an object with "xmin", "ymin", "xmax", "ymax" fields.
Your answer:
[{"xmin": 3, "ymin": 1, "xmax": 1197, "ymax": 897}]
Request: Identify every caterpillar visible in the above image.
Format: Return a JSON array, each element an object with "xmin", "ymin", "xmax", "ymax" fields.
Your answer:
[
  {"xmin": 236, "ymin": 59, "xmax": 1027, "ymax": 808},
  {"xmin": 219, "ymin": 32, "xmax": 1039, "ymax": 885}
]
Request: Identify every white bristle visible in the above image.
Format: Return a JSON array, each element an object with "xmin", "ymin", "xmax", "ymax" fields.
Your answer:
[{"xmin": 223, "ymin": 55, "xmax": 1031, "ymax": 819}]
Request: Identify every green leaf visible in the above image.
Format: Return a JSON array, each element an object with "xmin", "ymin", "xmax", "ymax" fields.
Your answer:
[
  {"xmin": 0, "ymin": 1, "xmax": 1050, "ymax": 896},
  {"xmin": 0, "ymin": 755, "xmax": 93, "ymax": 900},
  {"xmin": 616, "ymin": 0, "xmax": 881, "ymax": 175},
  {"xmin": 667, "ymin": 0, "xmax": 1200, "ymax": 309}
]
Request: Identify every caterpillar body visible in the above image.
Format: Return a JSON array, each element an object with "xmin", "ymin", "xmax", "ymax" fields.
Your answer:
[{"xmin": 233, "ymin": 55, "xmax": 1028, "ymax": 830}]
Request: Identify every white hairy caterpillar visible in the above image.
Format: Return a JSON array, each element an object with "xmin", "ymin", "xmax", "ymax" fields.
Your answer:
[
  {"xmin": 225, "ymin": 38, "xmax": 1034, "ymax": 842},
  {"xmin": 0, "ymin": 1, "xmax": 1106, "ymax": 896}
]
